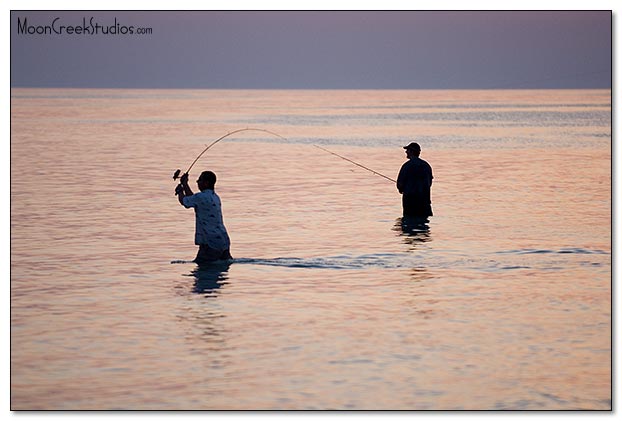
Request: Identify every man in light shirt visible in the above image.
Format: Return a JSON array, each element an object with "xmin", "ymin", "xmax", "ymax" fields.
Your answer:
[{"xmin": 176, "ymin": 171, "xmax": 232, "ymax": 264}]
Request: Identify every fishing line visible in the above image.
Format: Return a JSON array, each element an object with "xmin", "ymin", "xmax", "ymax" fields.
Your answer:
[
  {"xmin": 173, "ymin": 128, "xmax": 397, "ymax": 185},
  {"xmin": 313, "ymin": 144, "xmax": 396, "ymax": 183}
]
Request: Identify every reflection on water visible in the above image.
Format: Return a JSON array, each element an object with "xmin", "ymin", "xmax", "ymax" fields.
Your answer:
[
  {"xmin": 393, "ymin": 216, "xmax": 432, "ymax": 249},
  {"xmin": 11, "ymin": 89, "xmax": 611, "ymax": 410},
  {"xmin": 408, "ymin": 267, "xmax": 435, "ymax": 282},
  {"xmin": 186, "ymin": 261, "xmax": 232, "ymax": 296}
]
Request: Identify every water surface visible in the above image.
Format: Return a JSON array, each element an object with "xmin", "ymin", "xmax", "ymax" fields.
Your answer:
[{"xmin": 11, "ymin": 89, "xmax": 611, "ymax": 409}]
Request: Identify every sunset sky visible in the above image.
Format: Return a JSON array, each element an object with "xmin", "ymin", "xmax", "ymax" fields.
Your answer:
[{"xmin": 10, "ymin": 10, "xmax": 612, "ymax": 89}]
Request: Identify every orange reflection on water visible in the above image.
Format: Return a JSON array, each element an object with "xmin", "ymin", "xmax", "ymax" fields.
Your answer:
[{"xmin": 11, "ymin": 88, "xmax": 610, "ymax": 409}]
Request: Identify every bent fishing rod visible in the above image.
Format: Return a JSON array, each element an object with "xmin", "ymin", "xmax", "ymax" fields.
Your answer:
[
  {"xmin": 313, "ymin": 144, "xmax": 396, "ymax": 183},
  {"xmin": 173, "ymin": 128, "xmax": 288, "ymax": 183}
]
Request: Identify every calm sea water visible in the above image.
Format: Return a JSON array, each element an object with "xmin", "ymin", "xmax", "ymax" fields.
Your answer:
[{"xmin": 11, "ymin": 89, "xmax": 611, "ymax": 410}]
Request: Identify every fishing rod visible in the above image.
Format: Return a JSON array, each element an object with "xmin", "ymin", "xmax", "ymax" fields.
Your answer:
[
  {"xmin": 173, "ymin": 128, "xmax": 288, "ymax": 182},
  {"xmin": 313, "ymin": 144, "xmax": 396, "ymax": 183}
]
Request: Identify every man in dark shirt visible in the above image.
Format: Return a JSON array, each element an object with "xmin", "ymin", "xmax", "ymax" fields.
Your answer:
[{"xmin": 396, "ymin": 142, "xmax": 434, "ymax": 218}]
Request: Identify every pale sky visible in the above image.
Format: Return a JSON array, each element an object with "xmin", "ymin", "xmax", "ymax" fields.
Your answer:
[{"xmin": 10, "ymin": 10, "xmax": 611, "ymax": 89}]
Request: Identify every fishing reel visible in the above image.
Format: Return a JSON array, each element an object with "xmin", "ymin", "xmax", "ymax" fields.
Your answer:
[
  {"xmin": 173, "ymin": 169, "xmax": 188, "ymax": 195},
  {"xmin": 173, "ymin": 169, "xmax": 189, "ymax": 182}
]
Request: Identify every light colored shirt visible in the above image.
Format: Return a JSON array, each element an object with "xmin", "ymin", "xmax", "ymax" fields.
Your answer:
[{"xmin": 182, "ymin": 189, "xmax": 231, "ymax": 250}]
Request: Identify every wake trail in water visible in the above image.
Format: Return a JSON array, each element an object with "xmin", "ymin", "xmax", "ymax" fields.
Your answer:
[
  {"xmin": 171, "ymin": 245, "xmax": 609, "ymax": 273},
  {"xmin": 233, "ymin": 254, "xmax": 415, "ymax": 270},
  {"xmin": 172, "ymin": 253, "xmax": 419, "ymax": 270}
]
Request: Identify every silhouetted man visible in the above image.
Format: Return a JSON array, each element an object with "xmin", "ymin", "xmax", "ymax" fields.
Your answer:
[
  {"xmin": 396, "ymin": 142, "xmax": 433, "ymax": 218},
  {"xmin": 176, "ymin": 171, "xmax": 232, "ymax": 264}
]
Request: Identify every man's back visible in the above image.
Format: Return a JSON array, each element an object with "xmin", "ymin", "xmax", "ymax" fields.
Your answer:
[
  {"xmin": 182, "ymin": 189, "xmax": 230, "ymax": 250},
  {"xmin": 397, "ymin": 157, "xmax": 433, "ymax": 195}
]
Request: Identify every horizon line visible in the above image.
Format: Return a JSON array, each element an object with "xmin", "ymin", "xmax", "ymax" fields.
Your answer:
[{"xmin": 9, "ymin": 85, "xmax": 612, "ymax": 91}]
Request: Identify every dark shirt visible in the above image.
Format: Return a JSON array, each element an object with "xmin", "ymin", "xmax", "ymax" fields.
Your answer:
[
  {"xmin": 397, "ymin": 157, "xmax": 434, "ymax": 217},
  {"xmin": 397, "ymin": 157, "xmax": 433, "ymax": 195}
]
